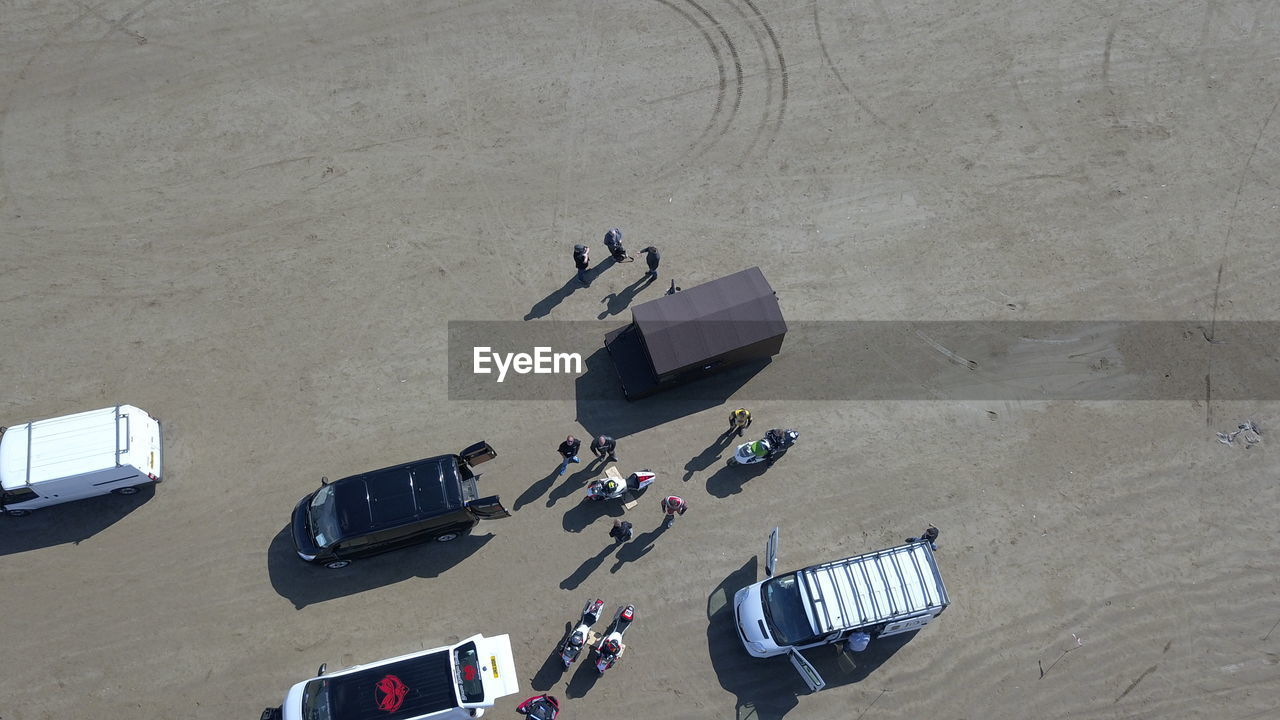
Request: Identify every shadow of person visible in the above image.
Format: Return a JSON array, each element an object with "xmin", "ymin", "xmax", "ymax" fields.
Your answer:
[
  {"xmin": 574, "ymin": 350, "xmax": 770, "ymax": 438},
  {"xmin": 561, "ymin": 497, "xmax": 624, "ymax": 533},
  {"xmin": 597, "ymin": 274, "xmax": 650, "ymax": 319},
  {"xmin": 609, "ymin": 522, "xmax": 668, "ymax": 573},
  {"xmin": 682, "ymin": 432, "xmax": 737, "ymax": 481},
  {"xmin": 704, "ymin": 461, "xmax": 769, "ymax": 498},
  {"xmin": 514, "ymin": 468, "xmax": 561, "ymax": 512},
  {"xmin": 560, "ymin": 541, "xmax": 617, "ymax": 590},
  {"xmin": 546, "ymin": 463, "xmax": 597, "ymax": 508},
  {"xmin": 524, "ymin": 277, "xmax": 583, "ymax": 320},
  {"xmin": 583, "ymin": 451, "xmax": 610, "ymax": 474}
]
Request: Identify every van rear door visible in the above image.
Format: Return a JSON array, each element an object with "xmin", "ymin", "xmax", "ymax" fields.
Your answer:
[
  {"xmin": 469, "ymin": 633, "xmax": 520, "ymax": 703},
  {"xmin": 788, "ymin": 648, "xmax": 826, "ymax": 692},
  {"xmin": 459, "ymin": 441, "xmax": 497, "ymax": 467},
  {"xmin": 467, "ymin": 495, "xmax": 511, "ymax": 519},
  {"xmin": 765, "ymin": 526, "xmax": 780, "ymax": 577}
]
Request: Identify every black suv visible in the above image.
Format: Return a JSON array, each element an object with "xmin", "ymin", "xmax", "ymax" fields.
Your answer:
[{"xmin": 291, "ymin": 442, "xmax": 509, "ymax": 569}]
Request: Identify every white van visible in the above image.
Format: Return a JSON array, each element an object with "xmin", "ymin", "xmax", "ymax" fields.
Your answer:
[
  {"xmin": 733, "ymin": 528, "xmax": 950, "ymax": 691},
  {"xmin": 264, "ymin": 633, "xmax": 519, "ymax": 720},
  {"xmin": 0, "ymin": 405, "xmax": 163, "ymax": 517}
]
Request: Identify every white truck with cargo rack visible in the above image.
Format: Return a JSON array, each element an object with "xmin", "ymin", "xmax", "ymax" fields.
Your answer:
[
  {"xmin": 0, "ymin": 404, "xmax": 163, "ymax": 517},
  {"xmin": 733, "ymin": 527, "xmax": 950, "ymax": 691}
]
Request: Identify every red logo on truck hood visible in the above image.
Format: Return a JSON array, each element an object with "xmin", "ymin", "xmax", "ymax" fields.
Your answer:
[{"xmin": 375, "ymin": 674, "xmax": 409, "ymax": 713}]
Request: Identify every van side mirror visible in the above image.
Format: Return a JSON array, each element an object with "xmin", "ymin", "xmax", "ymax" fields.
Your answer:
[
  {"xmin": 320, "ymin": 476, "xmax": 329, "ymax": 486},
  {"xmin": 317, "ymin": 663, "xmax": 327, "ymax": 676}
]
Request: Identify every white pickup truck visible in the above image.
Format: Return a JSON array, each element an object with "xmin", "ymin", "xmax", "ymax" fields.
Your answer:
[
  {"xmin": 264, "ymin": 634, "xmax": 518, "ymax": 720},
  {"xmin": 733, "ymin": 528, "xmax": 950, "ymax": 691}
]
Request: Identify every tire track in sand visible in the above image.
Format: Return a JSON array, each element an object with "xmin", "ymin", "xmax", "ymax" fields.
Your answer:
[
  {"xmin": 739, "ymin": 0, "xmax": 788, "ymax": 156},
  {"xmin": 650, "ymin": 0, "xmax": 744, "ymax": 181},
  {"xmin": 652, "ymin": 0, "xmax": 789, "ymax": 177},
  {"xmin": 650, "ymin": 0, "xmax": 729, "ymax": 160}
]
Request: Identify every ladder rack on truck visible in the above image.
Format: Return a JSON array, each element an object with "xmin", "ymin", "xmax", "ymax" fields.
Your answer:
[{"xmin": 799, "ymin": 542, "xmax": 948, "ymax": 637}]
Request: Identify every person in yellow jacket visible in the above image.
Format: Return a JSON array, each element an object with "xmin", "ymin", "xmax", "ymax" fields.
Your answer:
[{"xmin": 728, "ymin": 408, "xmax": 752, "ymax": 437}]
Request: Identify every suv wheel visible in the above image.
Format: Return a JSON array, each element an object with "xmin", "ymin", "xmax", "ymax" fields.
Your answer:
[
  {"xmin": 325, "ymin": 559, "xmax": 351, "ymax": 569},
  {"xmin": 435, "ymin": 532, "xmax": 459, "ymax": 542},
  {"xmin": 111, "ymin": 486, "xmax": 141, "ymax": 495},
  {"xmin": 5, "ymin": 508, "xmax": 31, "ymax": 517}
]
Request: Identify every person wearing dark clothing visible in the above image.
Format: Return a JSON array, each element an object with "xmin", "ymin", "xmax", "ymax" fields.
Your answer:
[
  {"xmin": 573, "ymin": 244, "xmax": 590, "ymax": 285},
  {"xmin": 640, "ymin": 245, "xmax": 660, "ymax": 280},
  {"xmin": 590, "ymin": 434, "xmax": 618, "ymax": 462},
  {"xmin": 557, "ymin": 435, "xmax": 581, "ymax": 476},
  {"xmin": 907, "ymin": 525, "xmax": 940, "ymax": 551},
  {"xmin": 609, "ymin": 519, "xmax": 634, "ymax": 543},
  {"xmin": 603, "ymin": 228, "xmax": 631, "ymax": 262}
]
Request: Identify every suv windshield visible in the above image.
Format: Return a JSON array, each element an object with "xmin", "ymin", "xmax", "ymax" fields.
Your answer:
[
  {"xmin": 300, "ymin": 678, "xmax": 331, "ymax": 720},
  {"xmin": 453, "ymin": 642, "xmax": 485, "ymax": 704},
  {"xmin": 761, "ymin": 573, "xmax": 815, "ymax": 646},
  {"xmin": 308, "ymin": 485, "xmax": 341, "ymax": 548}
]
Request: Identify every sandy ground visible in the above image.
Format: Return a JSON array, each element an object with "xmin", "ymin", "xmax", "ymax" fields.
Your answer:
[{"xmin": 2, "ymin": 1, "xmax": 1279, "ymax": 719}]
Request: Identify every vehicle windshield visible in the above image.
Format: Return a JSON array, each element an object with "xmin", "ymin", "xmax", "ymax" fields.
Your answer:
[
  {"xmin": 453, "ymin": 641, "xmax": 485, "ymax": 704},
  {"xmin": 301, "ymin": 678, "xmax": 331, "ymax": 720},
  {"xmin": 308, "ymin": 485, "xmax": 341, "ymax": 548},
  {"xmin": 761, "ymin": 573, "xmax": 815, "ymax": 646}
]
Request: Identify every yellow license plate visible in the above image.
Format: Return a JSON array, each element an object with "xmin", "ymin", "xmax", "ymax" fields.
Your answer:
[{"xmin": 490, "ymin": 656, "xmax": 499, "ymax": 678}]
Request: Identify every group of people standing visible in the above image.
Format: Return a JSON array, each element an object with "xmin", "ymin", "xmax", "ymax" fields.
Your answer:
[
  {"xmin": 553, "ymin": 406, "xmax": 761, "ymax": 543},
  {"xmin": 573, "ymin": 228, "xmax": 660, "ymax": 287},
  {"xmin": 555, "ymin": 434, "xmax": 617, "ymax": 475},
  {"xmin": 555, "ymin": 432, "xmax": 688, "ymax": 540}
]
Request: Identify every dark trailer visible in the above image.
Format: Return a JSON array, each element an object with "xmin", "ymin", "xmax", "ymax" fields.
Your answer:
[{"xmin": 604, "ymin": 266, "xmax": 786, "ymax": 400}]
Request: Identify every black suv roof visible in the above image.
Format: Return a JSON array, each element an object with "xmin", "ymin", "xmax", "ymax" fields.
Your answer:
[{"xmin": 332, "ymin": 455, "xmax": 464, "ymax": 539}]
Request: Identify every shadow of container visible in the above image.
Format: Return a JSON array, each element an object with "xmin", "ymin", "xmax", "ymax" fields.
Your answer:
[
  {"xmin": 574, "ymin": 346, "xmax": 769, "ymax": 439},
  {"xmin": 265, "ymin": 526, "xmax": 492, "ymax": 609},
  {"xmin": 0, "ymin": 484, "xmax": 155, "ymax": 557},
  {"xmin": 560, "ymin": 496, "xmax": 624, "ymax": 533}
]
